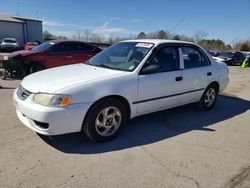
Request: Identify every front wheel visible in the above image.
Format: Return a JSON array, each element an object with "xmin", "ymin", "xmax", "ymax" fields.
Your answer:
[
  {"xmin": 83, "ymin": 98, "xmax": 127, "ymax": 142},
  {"xmin": 0, "ymin": 69, "xmax": 7, "ymax": 80},
  {"xmin": 198, "ymin": 85, "xmax": 218, "ymax": 110}
]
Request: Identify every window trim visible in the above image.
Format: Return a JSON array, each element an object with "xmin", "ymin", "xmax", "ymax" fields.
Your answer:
[
  {"xmin": 180, "ymin": 45, "xmax": 211, "ymax": 70},
  {"xmin": 46, "ymin": 42, "xmax": 96, "ymax": 55}
]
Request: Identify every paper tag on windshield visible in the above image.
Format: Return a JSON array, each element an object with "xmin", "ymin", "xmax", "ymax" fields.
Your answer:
[
  {"xmin": 128, "ymin": 65, "xmax": 135, "ymax": 70},
  {"xmin": 136, "ymin": 43, "xmax": 153, "ymax": 48},
  {"xmin": 49, "ymin": 42, "xmax": 55, "ymax": 45}
]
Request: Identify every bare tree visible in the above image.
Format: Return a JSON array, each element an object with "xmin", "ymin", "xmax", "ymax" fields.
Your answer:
[
  {"xmin": 232, "ymin": 38, "xmax": 241, "ymax": 50},
  {"xmin": 193, "ymin": 31, "xmax": 208, "ymax": 43},
  {"xmin": 83, "ymin": 29, "xmax": 92, "ymax": 42}
]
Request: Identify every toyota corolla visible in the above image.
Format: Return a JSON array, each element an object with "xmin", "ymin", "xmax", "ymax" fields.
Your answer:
[{"xmin": 13, "ymin": 39, "xmax": 229, "ymax": 142}]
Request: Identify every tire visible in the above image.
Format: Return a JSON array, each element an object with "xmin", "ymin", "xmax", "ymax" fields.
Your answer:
[
  {"xmin": 83, "ymin": 98, "xmax": 127, "ymax": 142},
  {"xmin": 0, "ymin": 69, "xmax": 7, "ymax": 80},
  {"xmin": 198, "ymin": 84, "xmax": 218, "ymax": 111}
]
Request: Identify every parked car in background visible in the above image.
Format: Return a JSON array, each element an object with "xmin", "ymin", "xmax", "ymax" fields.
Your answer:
[
  {"xmin": 24, "ymin": 42, "xmax": 38, "ymax": 50},
  {"xmin": 13, "ymin": 39, "xmax": 229, "ymax": 142},
  {"xmin": 0, "ymin": 38, "xmax": 20, "ymax": 52},
  {"xmin": 218, "ymin": 51, "xmax": 246, "ymax": 65},
  {"xmin": 212, "ymin": 56, "xmax": 225, "ymax": 62},
  {"xmin": 8, "ymin": 40, "xmax": 101, "ymax": 75},
  {"xmin": 207, "ymin": 50, "xmax": 220, "ymax": 57},
  {"xmin": 242, "ymin": 51, "xmax": 250, "ymax": 60}
]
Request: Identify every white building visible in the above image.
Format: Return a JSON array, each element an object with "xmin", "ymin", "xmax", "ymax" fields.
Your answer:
[{"xmin": 0, "ymin": 13, "xmax": 42, "ymax": 45}]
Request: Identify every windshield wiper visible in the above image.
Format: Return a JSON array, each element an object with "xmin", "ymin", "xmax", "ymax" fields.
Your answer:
[{"xmin": 95, "ymin": 64, "xmax": 123, "ymax": 71}]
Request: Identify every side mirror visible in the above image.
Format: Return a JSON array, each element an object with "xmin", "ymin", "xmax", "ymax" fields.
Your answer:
[{"xmin": 140, "ymin": 64, "xmax": 161, "ymax": 75}]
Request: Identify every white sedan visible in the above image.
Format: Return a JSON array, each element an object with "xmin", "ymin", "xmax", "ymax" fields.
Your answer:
[{"xmin": 13, "ymin": 39, "xmax": 229, "ymax": 142}]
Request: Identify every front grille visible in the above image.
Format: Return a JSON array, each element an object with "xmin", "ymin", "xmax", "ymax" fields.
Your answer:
[{"xmin": 17, "ymin": 85, "xmax": 31, "ymax": 100}]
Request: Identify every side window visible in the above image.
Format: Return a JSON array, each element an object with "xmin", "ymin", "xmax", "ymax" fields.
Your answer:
[
  {"xmin": 234, "ymin": 52, "xmax": 239, "ymax": 57},
  {"xmin": 182, "ymin": 47, "xmax": 210, "ymax": 69},
  {"xmin": 79, "ymin": 43, "xmax": 94, "ymax": 52},
  {"xmin": 149, "ymin": 47, "xmax": 179, "ymax": 72},
  {"xmin": 50, "ymin": 43, "xmax": 74, "ymax": 53}
]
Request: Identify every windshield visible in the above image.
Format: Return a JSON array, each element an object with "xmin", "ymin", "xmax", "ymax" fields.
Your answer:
[
  {"xmin": 87, "ymin": 42, "xmax": 154, "ymax": 71},
  {"xmin": 219, "ymin": 52, "xmax": 234, "ymax": 58},
  {"xmin": 30, "ymin": 41, "xmax": 54, "ymax": 51},
  {"xmin": 3, "ymin": 39, "xmax": 16, "ymax": 43}
]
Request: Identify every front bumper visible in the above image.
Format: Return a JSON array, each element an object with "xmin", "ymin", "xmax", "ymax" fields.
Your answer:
[
  {"xmin": 0, "ymin": 46, "xmax": 19, "ymax": 51},
  {"xmin": 13, "ymin": 88, "xmax": 92, "ymax": 135}
]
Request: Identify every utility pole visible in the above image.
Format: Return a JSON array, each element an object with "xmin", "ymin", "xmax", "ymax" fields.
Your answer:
[{"xmin": 16, "ymin": 1, "xmax": 20, "ymax": 16}]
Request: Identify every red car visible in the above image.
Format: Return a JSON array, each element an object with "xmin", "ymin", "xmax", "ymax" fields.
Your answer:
[
  {"xmin": 24, "ymin": 42, "xmax": 38, "ymax": 50},
  {"xmin": 9, "ymin": 40, "xmax": 101, "ymax": 74}
]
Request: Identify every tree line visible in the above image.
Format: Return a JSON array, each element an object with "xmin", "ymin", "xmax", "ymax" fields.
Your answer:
[{"xmin": 43, "ymin": 30, "xmax": 250, "ymax": 51}]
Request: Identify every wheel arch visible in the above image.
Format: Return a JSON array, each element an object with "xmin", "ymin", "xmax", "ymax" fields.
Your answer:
[
  {"xmin": 207, "ymin": 81, "xmax": 220, "ymax": 93},
  {"xmin": 82, "ymin": 95, "xmax": 131, "ymax": 129}
]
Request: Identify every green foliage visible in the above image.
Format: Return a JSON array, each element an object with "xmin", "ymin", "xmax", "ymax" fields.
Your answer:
[
  {"xmin": 240, "ymin": 43, "xmax": 250, "ymax": 51},
  {"xmin": 43, "ymin": 31, "xmax": 55, "ymax": 40},
  {"xmin": 137, "ymin": 32, "xmax": 147, "ymax": 39},
  {"xmin": 157, "ymin": 30, "xmax": 167, "ymax": 39},
  {"xmin": 198, "ymin": 39, "xmax": 231, "ymax": 50},
  {"xmin": 173, "ymin": 35, "xmax": 181, "ymax": 40}
]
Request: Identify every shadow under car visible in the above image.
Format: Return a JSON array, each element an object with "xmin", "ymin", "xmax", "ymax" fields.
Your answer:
[{"xmin": 39, "ymin": 95, "xmax": 250, "ymax": 154}]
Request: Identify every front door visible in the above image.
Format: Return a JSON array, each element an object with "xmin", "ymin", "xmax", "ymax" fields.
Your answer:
[
  {"xmin": 44, "ymin": 43, "xmax": 73, "ymax": 68},
  {"xmin": 137, "ymin": 46, "xmax": 186, "ymax": 114}
]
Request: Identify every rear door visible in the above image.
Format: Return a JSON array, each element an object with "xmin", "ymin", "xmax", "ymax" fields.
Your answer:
[
  {"xmin": 137, "ymin": 45, "xmax": 186, "ymax": 114},
  {"xmin": 68, "ymin": 42, "xmax": 98, "ymax": 64},
  {"xmin": 180, "ymin": 45, "xmax": 213, "ymax": 102}
]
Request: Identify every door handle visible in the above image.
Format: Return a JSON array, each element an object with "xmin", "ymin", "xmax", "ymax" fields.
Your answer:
[
  {"xmin": 207, "ymin": 72, "xmax": 212, "ymax": 76},
  {"xmin": 66, "ymin": 56, "xmax": 72, "ymax": 58},
  {"xmin": 175, "ymin": 76, "xmax": 183, "ymax": 81}
]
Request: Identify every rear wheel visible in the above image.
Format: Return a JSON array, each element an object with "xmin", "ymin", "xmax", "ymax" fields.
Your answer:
[
  {"xmin": 198, "ymin": 85, "xmax": 218, "ymax": 110},
  {"xmin": 83, "ymin": 98, "xmax": 127, "ymax": 142}
]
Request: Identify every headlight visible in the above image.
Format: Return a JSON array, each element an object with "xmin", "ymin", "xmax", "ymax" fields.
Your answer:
[{"xmin": 33, "ymin": 93, "xmax": 71, "ymax": 107}]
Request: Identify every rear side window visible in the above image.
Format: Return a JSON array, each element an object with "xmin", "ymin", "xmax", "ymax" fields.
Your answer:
[
  {"xmin": 77, "ymin": 43, "xmax": 95, "ymax": 52},
  {"xmin": 50, "ymin": 43, "xmax": 75, "ymax": 53},
  {"xmin": 149, "ymin": 47, "xmax": 180, "ymax": 72},
  {"xmin": 181, "ymin": 47, "xmax": 210, "ymax": 69},
  {"xmin": 49, "ymin": 43, "xmax": 95, "ymax": 53}
]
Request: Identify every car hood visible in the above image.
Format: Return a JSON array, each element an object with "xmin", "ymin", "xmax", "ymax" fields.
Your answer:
[
  {"xmin": 9, "ymin": 50, "xmax": 39, "ymax": 58},
  {"xmin": 21, "ymin": 64, "xmax": 125, "ymax": 93}
]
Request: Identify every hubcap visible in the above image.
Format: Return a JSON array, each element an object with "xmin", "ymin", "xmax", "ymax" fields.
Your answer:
[
  {"xmin": 204, "ymin": 88, "xmax": 216, "ymax": 107},
  {"xmin": 95, "ymin": 106, "xmax": 122, "ymax": 137}
]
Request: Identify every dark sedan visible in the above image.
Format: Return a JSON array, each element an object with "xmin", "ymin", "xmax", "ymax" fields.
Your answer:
[{"xmin": 218, "ymin": 51, "xmax": 246, "ymax": 65}]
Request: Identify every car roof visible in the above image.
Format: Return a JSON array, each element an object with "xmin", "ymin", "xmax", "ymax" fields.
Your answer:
[
  {"xmin": 47, "ymin": 40, "xmax": 92, "ymax": 44},
  {"xmin": 120, "ymin": 39, "xmax": 196, "ymax": 46}
]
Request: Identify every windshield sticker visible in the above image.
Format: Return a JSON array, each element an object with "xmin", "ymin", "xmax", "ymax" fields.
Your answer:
[
  {"xmin": 128, "ymin": 65, "xmax": 135, "ymax": 70},
  {"xmin": 49, "ymin": 42, "xmax": 55, "ymax": 45},
  {"xmin": 136, "ymin": 43, "xmax": 153, "ymax": 48}
]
